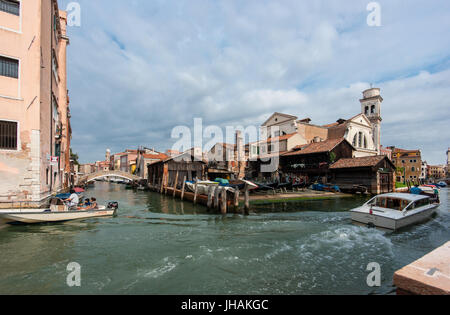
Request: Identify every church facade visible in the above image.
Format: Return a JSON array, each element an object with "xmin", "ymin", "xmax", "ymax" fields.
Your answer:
[{"xmin": 259, "ymin": 87, "xmax": 383, "ymax": 158}]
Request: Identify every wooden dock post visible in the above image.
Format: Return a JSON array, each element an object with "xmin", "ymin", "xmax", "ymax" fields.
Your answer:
[
  {"xmin": 207, "ymin": 186, "xmax": 214, "ymax": 209},
  {"xmin": 214, "ymin": 186, "xmax": 220, "ymax": 209},
  {"xmin": 193, "ymin": 183, "xmax": 198, "ymax": 205},
  {"xmin": 173, "ymin": 171, "xmax": 179, "ymax": 197},
  {"xmin": 244, "ymin": 184, "xmax": 250, "ymax": 215},
  {"xmin": 160, "ymin": 176, "xmax": 164, "ymax": 194},
  {"xmin": 181, "ymin": 176, "xmax": 186, "ymax": 200},
  {"xmin": 220, "ymin": 188, "xmax": 227, "ymax": 214},
  {"xmin": 234, "ymin": 189, "xmax": 240, "ymax": 210},
  {"xmin": 163, "ymin": 174, "xmax": 168, "ymax": 195}
]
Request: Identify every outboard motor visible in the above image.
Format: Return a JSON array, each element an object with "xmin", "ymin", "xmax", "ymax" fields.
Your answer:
[{"xmin": 107, "ymin": 202, "xmax": 119, "ymax": 210}]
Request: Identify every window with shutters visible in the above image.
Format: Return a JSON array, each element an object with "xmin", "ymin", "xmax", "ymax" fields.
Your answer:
[
  {"xmin": 0, "ymin": 56, "xmax": 19, "ymax": 79},
  {"xmin": 0, "ymin": 120, "xmax": 18, "ymax": 150},
  {"xmin": 0, "ymin": 0, "xmax": 20, "ymax": 16}
]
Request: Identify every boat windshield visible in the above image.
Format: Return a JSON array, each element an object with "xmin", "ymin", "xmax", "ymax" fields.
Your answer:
[
  {"xmin": 367, "ymin": 197, "xmax": 410, "ymax": 211},
  {"xmin": 405, "ymin": 198, "xmax": 431, "ymax": 211}
]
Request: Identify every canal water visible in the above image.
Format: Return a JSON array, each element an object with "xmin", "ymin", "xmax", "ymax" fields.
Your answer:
[{"xmin": 0, "ymin": 182, "xmax": 448, "ymax": 295}]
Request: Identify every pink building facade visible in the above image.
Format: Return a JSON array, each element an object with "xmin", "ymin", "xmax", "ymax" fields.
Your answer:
[{"xmin": 0, "ymin": 0, "xmax": 71, "ymax": 206}]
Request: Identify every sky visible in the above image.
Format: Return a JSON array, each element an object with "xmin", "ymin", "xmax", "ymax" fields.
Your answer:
[{"xmin": 58, "ymin": 0, "xmax": 450, "ymax": 165}]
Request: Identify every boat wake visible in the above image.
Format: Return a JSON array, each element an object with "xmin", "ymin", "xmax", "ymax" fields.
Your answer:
[{"xmin": 142, "ymin": 257, "xmax": 178, "ymax": 279}]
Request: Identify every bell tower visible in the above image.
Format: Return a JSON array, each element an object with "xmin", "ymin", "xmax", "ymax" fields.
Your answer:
[
  {"xmin": 360, "ymin": 87, "xmax": 383, "ymax": 154},
  {"xmin": 447, "ymin": 148, "xmax": 450, "ymax": 166}
]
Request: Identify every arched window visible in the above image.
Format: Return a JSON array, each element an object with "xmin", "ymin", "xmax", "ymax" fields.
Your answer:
[
  {"xmin": 363, "ymin": 135, "xmax": 368, "ymax": 149},
  {"xmin": 358, "ymin": 132, "xmax": 363, "ymax": 147},
  {"xmin": 371, "ymin": 105, "xmax": 375, "ymax": 114},
  {"xmin": 352, "ymin": 134, "xmax": 357, "ymax": 147}
]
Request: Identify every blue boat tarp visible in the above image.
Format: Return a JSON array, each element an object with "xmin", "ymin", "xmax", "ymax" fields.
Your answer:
[
  {"xmin": 55, "ymin": 192, "xmax": 83, "ymax": 200},
  {"xmin": 410, "ymin": 186, "xmax": 423, "ymax": 195},
  {"xmin": 55, "ymin": 193, "xmax": 70, "ymax": 199},
  {"xmin": 214, "ymin": 178, "xmax": 229, "ymax": 186},
  {"xmin": 311, "ymin": 183, "xmax": 340, "ymax": 192}
]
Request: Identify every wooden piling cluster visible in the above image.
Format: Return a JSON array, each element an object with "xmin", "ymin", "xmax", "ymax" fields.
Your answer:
[
  {"xmin": 144, "ymin": 151, "xmax": 253, "ymax": 214},
  {"xmin": 148, "ymin": 170, "xmax": 251, "ymax": 215}
]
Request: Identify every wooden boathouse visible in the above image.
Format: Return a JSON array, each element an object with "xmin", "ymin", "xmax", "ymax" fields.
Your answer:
[
  {"xmin": 147, "ymin": 150, "xmax": 246, "ymax": 214},
  {"xmin": 280, "ymin": 138, "xmax": 354, "ymax": 182},
  {"xmin": 329, "ymin": 155, "xmax": 396, "ymax": 194},
  {"xmin": 147, "ymin": 151, "xmax": 207, "ymax": 190}
]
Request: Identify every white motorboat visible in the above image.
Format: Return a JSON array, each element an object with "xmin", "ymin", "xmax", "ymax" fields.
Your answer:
[
  {"xmin": 350, "ymin": 193, "xmax": 439, "ymax": 230},
  {"xmin": 0, "ymin": 198, "xmax": 118, "ymax": 225}
]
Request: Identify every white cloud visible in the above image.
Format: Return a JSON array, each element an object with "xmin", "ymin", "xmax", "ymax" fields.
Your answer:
[{"xmin": 58, "ymin": 0, "xmax": 450, "ymax": 164}]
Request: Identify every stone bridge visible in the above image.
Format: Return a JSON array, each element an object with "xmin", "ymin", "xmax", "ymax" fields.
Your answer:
[{"xmin": 78, "ymin": 170, "xmax": 142, "ymax": 184}]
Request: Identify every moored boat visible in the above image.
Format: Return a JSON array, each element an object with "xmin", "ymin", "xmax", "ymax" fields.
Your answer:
[
  {"xmin": 0, "ymin": 198, "xmax": 119, "ymax": 225},
  {"xmin": 350, "ymin": 193, "xmax": 439, "ymax": 230},
  {"xmin": 310, "ymin": 183, "xmax": 340, "ymax": 192}
]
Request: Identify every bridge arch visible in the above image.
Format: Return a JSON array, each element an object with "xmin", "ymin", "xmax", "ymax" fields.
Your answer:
[{"xmin": 78, "ymin": 170, "xmax": 142, "ymax": 184}]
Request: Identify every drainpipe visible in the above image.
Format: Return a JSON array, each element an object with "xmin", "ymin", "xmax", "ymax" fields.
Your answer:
[{"xmin": 49, "ymin": 3, "xmax": 54, "ymax": 193}]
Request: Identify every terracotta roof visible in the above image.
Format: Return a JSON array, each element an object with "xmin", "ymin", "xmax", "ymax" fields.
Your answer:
[
  {"xmin": 322, "ymin": 122, "xmax": 340, "ymax": 128},
  {"xmin": 166, "ymin": 149, "xmax": 181, "ymax": 155},
  {"xmin": 151, "ymin": 151, "xmax": 207, "ymax": 165},
  {"xmin": 392, "ymin": 148, "xmax": 420, "ymax": 154},
  {"xmin": 263, "ymin": 133, "xmax": 297, "ymax": 143},
  {"xmin": 329, "ymin": 155, "xmax": 390, "ymax": 169},
  {"xmin": 282, "ymin": 138, "xmax": 348, "ymax": 156},
  {"xmin": 324, "ymin": 114, "xmax": 369, "ymax": 130},
  {"xmin": 257, "ymin": 151, "xmax": 288, "ymax": 159},
  {"xmin": 143, "ymin": 153, "xmax": 168, "ymax": 160},
  {"xmin": 292, "ymin": 144, "xmax": 309, "ymax": 151}
]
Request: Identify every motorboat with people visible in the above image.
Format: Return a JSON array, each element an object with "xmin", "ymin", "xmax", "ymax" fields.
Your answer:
[
  {"xmin": 350, "ymin": 193, "xmax": 439, "ymax": 230},
  {"xmin": 0, "ymin": 197, "xmax": 119, "ymax": 225},
  {"xmin": 437, "ymin": 181, "xmax": 448, "ymax": 188}
]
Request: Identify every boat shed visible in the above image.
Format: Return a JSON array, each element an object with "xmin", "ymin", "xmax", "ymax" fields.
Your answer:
[
  {"xmin": 280, "ymin": 138, "xmax": 355, "ymax": 183},
  {"xmin": 329, "ymin": 155, "xmax": 395, "ymax": 194},
  {"xmin": 147, "ymin": 151, "xmax": 207, "ymax": 190}
]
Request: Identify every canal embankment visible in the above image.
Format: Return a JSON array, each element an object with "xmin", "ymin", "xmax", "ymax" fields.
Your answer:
[
  {"xmin": 149, "ymin": 181, "xmax": 355, "ymax": 214},
  {"xmin": 394, "ymin": 241, "xmax": 450, "ymax": 295}
]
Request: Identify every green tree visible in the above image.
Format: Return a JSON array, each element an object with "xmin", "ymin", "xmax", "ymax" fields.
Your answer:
[
  {"xmin": 329, "ymin": 152, "xmax": 337, "ymax": 163},
  {"xmin": 70, "ymin": 148, "xmax": 80, "ymax": 165}
]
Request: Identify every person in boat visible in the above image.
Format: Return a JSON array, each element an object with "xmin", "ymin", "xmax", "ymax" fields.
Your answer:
[
  {"xmin": 90, "ymin": 197, "xmax": 98, "ymax": 210},
  {"xmin": 64, "ymin": 189, "xmax": 79, "ymax": 208},
  {"xmin": 77, "ymin": 198, "xmax": 91, "ymax": 210}
]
